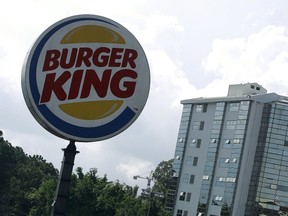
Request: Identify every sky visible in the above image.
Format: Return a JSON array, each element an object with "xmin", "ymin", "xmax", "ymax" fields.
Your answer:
[{"xmin": 1, "ymin": 0, "xmax": 288, "ymax": 190}]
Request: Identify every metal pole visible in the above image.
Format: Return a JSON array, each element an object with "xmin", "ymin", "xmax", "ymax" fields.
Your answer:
[
  {"xmin": 51, "ymin": 140, "xmax": 79, "ymax": 216},
  {"xmin": 147, "ymin": 197, "xmax": 151, "ymax": 216}
]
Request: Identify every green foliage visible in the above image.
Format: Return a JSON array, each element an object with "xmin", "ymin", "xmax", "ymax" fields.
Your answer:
[
  {"xmin": 0, "ymin": 137, "xmax": 58, "ymax": 215},
  {"xmin": 153, "ymin": 159, "xmax": 173, "ymax": 196},
  {"xmin": 65, "ymin": 159, "xmax": 173, "ymax": 216},
  {"xmin": 64, "ymin": 160, "xmax": 173, "ymax": 216},
  {"xmin": 66, "ymin": 168, "xmax": 146, "ymax": 216},
  {"xmin": 27, "ymin": 178, "xmax": 58, "ymax": 216},
  {"xmin": 0, "ymin": 135, "xmax": 172, "ymax": 216},
  {"xmin": 149, "ymin": 159, "xmax": 173, "ymax": 216}
]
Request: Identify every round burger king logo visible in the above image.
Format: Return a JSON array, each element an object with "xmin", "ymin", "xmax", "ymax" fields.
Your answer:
[{"xmin": 21, "ymin": 15, "xmax": 150, "ymax": 142}]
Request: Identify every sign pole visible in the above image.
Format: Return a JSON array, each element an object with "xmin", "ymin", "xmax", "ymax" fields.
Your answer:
[{"xmin": 51, "ymin": 140, "xmax": 79, "ymax": 216}]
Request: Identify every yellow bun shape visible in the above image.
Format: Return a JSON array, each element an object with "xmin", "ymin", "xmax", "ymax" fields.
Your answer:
[{"xmin": 60, "ymin": 25, "xmax": 126, "ymax": 44}]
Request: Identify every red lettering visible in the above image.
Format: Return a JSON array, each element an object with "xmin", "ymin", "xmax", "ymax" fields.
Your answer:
[
  {"xmin": 109, "ymin": 48, "xmax": 124, "ymax": 67},
  {"xmin": 43, "ymin": 50, "xmax": 61, "ymax": 71},
  {"xmin": 40, "ymin": 68, "xmax": 138, "ymax": 103},
  {"xmin": 68, "ymin": 70, "xmax": 84, "ymax": 100},
  {"xmin": 80, "ymin": 69, "xmax": 112, "ymax": 99},
  {"xmin": 42, "ymin": 47, "xmax": 138, "ymax": 71},
  {"xmin": 122, "ymin": 49, "xmax": 137, "ymax": 68},
  {"xmin": 111, "ymin": 69, "xmax": 137, "ymax": 98},
  {"xmin": 60, "ymin": 48, "xmax": 77, "ymax": 69},
  {"xmin": 92, "ymin": 47, "xmax": 110, "ymax": 67},
  {"xmin": 75, "ymin": 47, "xmax": 93, "ymax": 67},
  {"xmin": 40, "ymin": 71, "xmax": 71, "ymax": 103}
]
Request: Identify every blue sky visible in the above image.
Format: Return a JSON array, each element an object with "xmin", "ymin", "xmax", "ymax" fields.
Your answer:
[{"xmin": 1, "ymin": 0, "xmax": 288, "ymax": 189}]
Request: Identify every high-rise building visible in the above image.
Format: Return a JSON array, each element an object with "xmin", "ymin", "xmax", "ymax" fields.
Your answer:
[{"xmin": 165, "ymin": 83, "xmax": 288, "ymax": 216}]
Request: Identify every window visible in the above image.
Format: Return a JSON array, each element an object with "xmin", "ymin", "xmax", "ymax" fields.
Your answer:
[
  {"xmin": 226, "ymin": 177, "xmax": 236, "ymax": 182},
  {"xmin": 186, "ymin": 156, "xmax": 193, "ymax": 165},
  {"xmin": 196, "ymin": 104, "xmax": 208, "ymax": 112},
  {"xmin": 219, "ymin": 177, "xmax": 225, "ymax": 182},
  {"xmin": 192, "ymin": 121, "xmax": 200, "ymax": 130},
  {"xmin": 190, "ymin": 139, "xmax": 201, "ymax": 148},
  {"xmin": 212, "ymin": 196, "xmax": 223, "ymax": 206},
  {"xmin": 190, "ymin": 174, "xmax": 195, "ymax": 184},
  {"xmin": 196, "ymin": 104, "xmax": 203, "ymax": 112},
  {"xmin": 192, "ymin": 121, "xmax": 205, "ymax": 130},
  {"xmin": 186, "ymin": 193, "xmax": 191, "ymax": 202},
  {"xmin": 223, "ymin": 139, "xmax": 231, "ymax": 148},
  {"xmin": 218, "ymin": 177, "xmax": 236, "ymax": 182},
  {"xmin": 203, "ymin": 104, "xmax": 208, "ymax": 112},
  {"xmin": 226, "ymin": 120, "xmax": 236, "ymax": 129},
  {"xmin": 211, "ymin": 138, "xmax": 217, "ymax": 143},
  {"xmin": 237, "ymin": 120, "xmax": 246, "ymax": 125},
  {"xmin": 233, "ymin": 139, "xmax": 241, "ymax": 144},
  {"xmin": 184, "ymin": 211, "xmax": 188, "ymax": 216},
  {"xmin": 203, "ymin": 175, "xmax": 209, "ymax": 180},
  {"xmin": 177, "ymin": 209, "xmax": 183, "ymax": 216},
  {"xmin": 212, "ymin": 120, "xmax": 222, "ymax": 129},
  {"xmin": 196, "ymin": 139, "xmax": 201, "ymax": 148},
  {"xmin": 229, "ymin": 102, "xmax": 239, "ymax": 111},
  {"xmin": 215, "ymin": 196, "xmax": 222, "ymax": 201},
  {"xmin": 175, "ymin": 155, "xmax": 180, "ymax": 160},
  {"xmin": 219, "ymin": 158, "xmax": 230, "ymax": 168},
  {"xmin": 240, "ymin": 101, "xmax": 250, "ymax": 109},
  {"xmin": 200, "ymin": 121, "xmax": 205, "ymax": 130},
  {"xmin": 217, "ymin": 102, "xmax": 225, "ymax": 107},
  {"xmin": 179, "ymin": 192, "xmax": 186, "ymax": 201},
  {"xmin": 193, "ymin": 157, "xmax": 198, "ymax": 166}
]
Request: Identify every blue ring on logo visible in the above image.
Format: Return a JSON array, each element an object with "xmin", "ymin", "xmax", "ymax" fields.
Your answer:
[{"xmin": 29, "ymin": 16, "xmax": 136, "ymax": 140}]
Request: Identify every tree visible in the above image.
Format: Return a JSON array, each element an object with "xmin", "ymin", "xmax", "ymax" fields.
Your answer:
[
  {"xmin": 136, "ymin": 159, "xmax": 173, "ymax": 216},
  {"xmin": 152, "ymin": 159, "xmax": 173, "ymax": 200},
  {"xmin": 66, "ymin": 167, "xmax": 145, "ymax": 216},
  {"xmin": 0, "ymin": 133, "xmax": 174, "ymax": 216},
  {"xmin": 0, "ymin": 136, "xmax": 58, "ymax": 215},
  {"xmin": 27, "ymin": 178, "xmax": 58, "ymax": 216}
]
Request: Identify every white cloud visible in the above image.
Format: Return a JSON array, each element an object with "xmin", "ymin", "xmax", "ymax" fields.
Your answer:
[
  {"xmin": 141, "ymin": 13, "xmax": 184, "ymax": 45},
  {"xmin": 202, "ymin": 25, "xmax": 288, "ymax": 95},
  {"xmin": 116, "ymin": 157, "xmax": 154, "ymax": 182},
  {"xmin": 148, "ymin": 49, "xmax": 196, "ymax": 105}
]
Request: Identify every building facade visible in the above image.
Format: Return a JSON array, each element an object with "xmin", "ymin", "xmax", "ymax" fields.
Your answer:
[{"xmin": 166, "ymin": 83, "xmax": 288, "ymax": 216}]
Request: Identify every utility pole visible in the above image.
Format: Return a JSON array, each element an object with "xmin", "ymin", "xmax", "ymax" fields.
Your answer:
[{"xmin": 133, "ymin": 171, "xmax": 154, "ymax": 216}]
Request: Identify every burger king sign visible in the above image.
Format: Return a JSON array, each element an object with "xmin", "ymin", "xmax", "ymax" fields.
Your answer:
[{"xmin": 22, "ymin": 15, "xmax": 150, "ymax": 142}]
